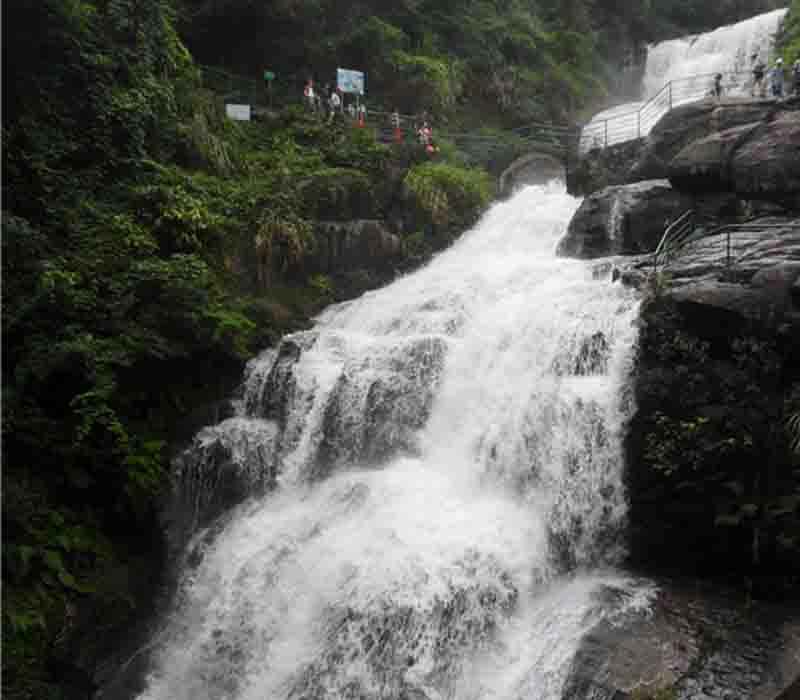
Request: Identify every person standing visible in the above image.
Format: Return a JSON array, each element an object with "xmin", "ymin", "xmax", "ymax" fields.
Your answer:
[
  {"xmin": 713, "ymin": 73, "xmax": 723, "ymax": 100},
  {"xmin": 751, "ymin": 54, "xmax": 766, "ymax": 97},
  {"xmin": 390, "ymin": 109, "xmax": 402, "ymax": 143},
  {"xmin": 303, "ymin": 79, "xmax": 316, "ymax": 112},
  {"xmin": 357, "ymin": 102, "xmax": 367, "ymax": 127},
  {"xmin": 328, "ymin": 88, "xmax": 341, "ymax": 122},
  {"xmin": 769, "ymin": 58, "xmax": 784, "ymax": 99}
]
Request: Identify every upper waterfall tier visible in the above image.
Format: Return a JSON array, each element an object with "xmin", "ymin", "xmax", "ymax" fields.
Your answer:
[{"xmin": 581, "ymin": 7, "xmax": 787, "ymax": 150}]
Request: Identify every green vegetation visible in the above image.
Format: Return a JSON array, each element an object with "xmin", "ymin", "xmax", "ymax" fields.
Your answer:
[
  {"xmin": 777, "ymin": 0, "xmax": 800, "ymax": 64},
  {"xmin": 404, "ymin": 161, "xmax": 494, "ymax": 236},
  {"xmin": 2, "ymin": 1, "xmax": 498, "ymax": 694},
  {"xmin": 178, "ymin": 0, "xmax": 783, "ymax": 127}
]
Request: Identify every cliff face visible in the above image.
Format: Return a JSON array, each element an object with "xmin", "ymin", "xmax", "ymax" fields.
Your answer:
[
  {"xmin": 557, "ymin": 85, "xmax": 800, "ymax": 700},
  {"xmin": 566, "ymin": 96, "xmax": 800, "ymax": 592}
]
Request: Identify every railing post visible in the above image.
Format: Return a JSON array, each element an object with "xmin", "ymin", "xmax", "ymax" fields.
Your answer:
[
  {"xmin": 668, "ymin": 82, "xmax": 673, "ymax": 111},
  {"xmin": 604, "ymin": 119, "xmax": 608, "ymax": 148},
  {"xmin": 637, "ymin": 110, "xmax": 641, "ymax": 139},
  {"xmin": 726, "ymin": 231, "xmax": 731, "ymax": 266}
]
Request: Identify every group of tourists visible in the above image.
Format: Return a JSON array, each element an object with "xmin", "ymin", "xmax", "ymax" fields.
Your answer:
[
  {"xmin": 388, "ymin": 109, "xmax": 439, "ymax": 153},
  {"xmin": 710, "ymin": 55, "xmax": 799, "ymax": 101},
  {"xmin": 303, "ymin": 79, "xmax": 367, "ymax": 125},
  {"xmin": 749, "ymin": 54, "xmax": 800, "ymax": 99},
  {"xmin": 301, "ymin": 80, "xmax": 439, "ymax": 155}
]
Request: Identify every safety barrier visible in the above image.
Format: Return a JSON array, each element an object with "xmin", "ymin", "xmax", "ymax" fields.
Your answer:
[
  {"xmin": 580, "ymin": 70, "xmax": 760, "ymax": 152},
  {"xmin": 650, "ymin": 212, "xmax": 800, "ymax": 271}
]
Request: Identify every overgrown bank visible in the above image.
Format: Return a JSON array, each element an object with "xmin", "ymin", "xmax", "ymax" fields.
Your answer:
[{"xmin": 2, "ymin": 2, "xmax": 494, "ymax": 697}]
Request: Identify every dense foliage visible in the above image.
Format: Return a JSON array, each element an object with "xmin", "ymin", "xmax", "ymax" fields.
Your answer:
[
  {"xmin": 177, "ymin": 0, "xmax": 783, "ymax": 125},
  {"xmin": 777, "ymin": 0, "xmax": 800, "ymax": 63},
  {"xmin": 2, "ymin": 1, "xmax": 497, "ymax": 694}
]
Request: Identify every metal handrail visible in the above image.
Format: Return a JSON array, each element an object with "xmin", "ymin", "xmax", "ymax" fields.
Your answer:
[
  {"xmin": 652, "ymin": 209, "xmax": 695, "ymax": 270},
  {"xmin": 580, "ymin": 69, "xmax": 758, "ymax": 152},
  {"xmin": 651, "ymin": 219, "xmax": 800, "ymax": 271}
]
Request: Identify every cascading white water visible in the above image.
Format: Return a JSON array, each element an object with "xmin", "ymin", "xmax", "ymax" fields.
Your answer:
[
  {"xmin": 641, "ymin": 8, "xmax": 787, "ymax": 97},
  {"xmin": 581, "ymin": 8, "xmax": 787, "ymax": 150},
  {"xmin": 139, "ymin": 183, "xmax": 653, "ymax": 700}
]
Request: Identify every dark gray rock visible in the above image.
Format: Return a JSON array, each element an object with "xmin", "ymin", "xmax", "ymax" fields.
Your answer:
[
  {"xmin": 667, "ymin": 280, "xmax": 774, "ymax": 321},
  {"xmin": 567, "ymin": 138, "xmax": 646, "ymax": 196},
  {"xmin": 563, "ymin": 579, "xmax": 800, "ymax": 700},
  {"xmin": 731, "ymin": 111, "xmax": 800, "ymax": 206},
  {"xmin": 632, "ymin": 99, "xmax": 784, "ymax": 183},
  {"xmin": 668, "ymin": 110, "xmax": 800, "ymax": 207},
  {"xmin": 668, "ymin": 122, "xmax": 760, "ymax": 192},
  {"xmin": 559, "ymin": 180, "xmax": 703, "ymax": 259},
  {"xmin": 659, "ymin": 220, "xmax": 800, "ymax": 320}
]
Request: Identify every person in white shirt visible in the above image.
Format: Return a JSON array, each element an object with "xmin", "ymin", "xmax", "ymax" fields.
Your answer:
[
  {"xmin": 303, "ymin": 80, "xmax": 316, "ymax": 112},
  {"xmin": 329, "ymin": 90, "xmax": 341, "ymax": 122}
]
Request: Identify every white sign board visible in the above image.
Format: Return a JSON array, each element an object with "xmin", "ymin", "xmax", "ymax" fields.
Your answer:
[
  {"xmin": 225, "ymin": 103, "xmax": 251, "ymax": 121},
  {"xmin": 337, "ymin": 68, "xmax": 365, "ymax": 95}
]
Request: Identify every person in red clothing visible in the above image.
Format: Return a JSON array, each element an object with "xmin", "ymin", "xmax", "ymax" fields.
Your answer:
[{"xmin": 418, "ymin": 122, "xmax": 431, "ymax": 146}]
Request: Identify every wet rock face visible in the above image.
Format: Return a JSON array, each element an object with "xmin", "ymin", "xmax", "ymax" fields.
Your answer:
[
  {"xmin": 287, "ymin": 566, "xmax": 518, "ymax": 700},
  {"xmin": 562, "ymin": 579, "xmax": 800, "ymax": 700},
  {"xmin": 312, "ymin": 220, "xmax": 404, "ymax": 274},
  {"xmin": 557, "ymin": 180, "xmax": 694, "ymax": 259},
  {"xmin": 567, "ymin": 138, "xmax": 646, "ymax": 196},
  {"xmin": 167, "ymin": 417, "xmax": 279, "ymax": 553},
  {"xmin": 621, "ymin": 224, "xmax": 800, "ymax": 594}
]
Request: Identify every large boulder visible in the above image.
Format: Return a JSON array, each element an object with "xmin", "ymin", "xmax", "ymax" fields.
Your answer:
[
  {"xmin": 562, "ymin": 580, "xmax": 800, "ymax": 700},
  {"xmin": 557, "ymin": 180, "xmax": 738, "ymax": 259},
  {"xmin": 630, "ymin": 98, "xmax": 788, "ymax": 182},
  {"xmin": 730, "ymin": 111, "xmax": 800, "ymax": 206},
  {"xmin": 668, "ymin": 122, "xmax": 760, "ymax": 192},
  {"xmin": 566, "ymin": 138, "xmax": 645, "ymax": 196},
  {"xmin": 668, "ymin": 110, "xmax": 800, "ymax": 207}
]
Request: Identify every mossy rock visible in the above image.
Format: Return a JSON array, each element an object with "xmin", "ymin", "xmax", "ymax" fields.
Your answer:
[{"xmin": 297, "ymin": 167, "xmax": 377, "ymax": 220}]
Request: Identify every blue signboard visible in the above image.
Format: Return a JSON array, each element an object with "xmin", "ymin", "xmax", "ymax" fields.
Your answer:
[{"xmin": 337, "ymin": 68, "xmax": 365, "ymax": 95}]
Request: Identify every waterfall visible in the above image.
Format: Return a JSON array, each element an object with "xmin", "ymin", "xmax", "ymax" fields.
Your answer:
[
  {"xmin": 138, "ymin": 183, "xmax": 652, "ymax": 700},
  {"xmin": 582, "ymin": 8, "xmax": 787, "ymax": 150},
  {"xmin": 641, "ymin": 8, "xmax": 787, "ymax": 98}
]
